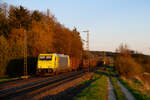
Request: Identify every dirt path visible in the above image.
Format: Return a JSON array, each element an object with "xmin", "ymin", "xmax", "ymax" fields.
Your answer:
[
  {"xmin": 108, "ymin": 77, "xmax": 116, "ymax": 100},
  {"xmin": 115, "ymin": 78, "xmax": 136, "ymax": 100}
]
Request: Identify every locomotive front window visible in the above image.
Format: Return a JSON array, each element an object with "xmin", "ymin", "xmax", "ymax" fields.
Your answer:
[
  {"xmin": 46, "ymin": 56, "xmax": 52, "ymax": 60},
  {"xmin": 39, "ymin": 56, "xmax": 45, "ymax": 60}
]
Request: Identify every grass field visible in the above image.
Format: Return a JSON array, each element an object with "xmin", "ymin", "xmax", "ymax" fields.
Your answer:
[
  {"xmin": 73, "ymin": 71, "xmax": 108, "ymax": 100},
  {"xmin": 119, "ymin": 78, "xmax": 150, "ymax": 100},
  {"xmin": 105, "ymin": 65, "xmax": 150, "ymax": 100},
  {"xmin": 107, "ymin": 65, "xmax": 150, "ymax": 100}
]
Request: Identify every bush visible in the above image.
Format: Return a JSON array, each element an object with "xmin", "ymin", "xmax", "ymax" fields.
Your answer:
[
  {"xmin": 114, "ymin": 44, "xmax": 143, "ymax": 78},
  {"xmin": 133, "ymin": 54, "xmax": 150, "ymax": 73},
  {"xmin": 115, "ymin": 55, "xmax": 143, "ymax": 78}
]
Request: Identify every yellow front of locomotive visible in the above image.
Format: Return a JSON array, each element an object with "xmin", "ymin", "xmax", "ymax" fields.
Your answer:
[{"xmin": 37, "ymin": 54, "xmax": 56, "ymax": 73}]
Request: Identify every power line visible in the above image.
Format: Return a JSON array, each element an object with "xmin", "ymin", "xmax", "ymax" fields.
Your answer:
[
  {"xmin": 83, "ymin": 30, "xmax": 90, "ymax": 72},
  {"xmin": 83, "ymin": 30, "xmax": 89, "ymax": 51},
  {"xmin": 47, "ymin": 8, "xmax": 50, "ymax": 17}
]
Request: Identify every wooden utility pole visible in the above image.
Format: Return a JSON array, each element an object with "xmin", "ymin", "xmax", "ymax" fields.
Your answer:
[
  {"xmin": 24, "ymin": 30, "xmax": 28, "ymax": 77},
  {"xmin": 21, "ymin": 29, "xmax": 28, "ymax": 79}
]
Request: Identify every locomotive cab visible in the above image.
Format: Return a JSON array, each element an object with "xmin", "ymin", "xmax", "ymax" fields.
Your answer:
[{"xmin": 37, "ymin": 54, "xmax": 55, "ymax": 74}]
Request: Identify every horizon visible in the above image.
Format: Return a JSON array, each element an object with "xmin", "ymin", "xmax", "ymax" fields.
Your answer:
[{"xmin": 2, "ymin": 0, "xmax": 150, "ymax": 55}]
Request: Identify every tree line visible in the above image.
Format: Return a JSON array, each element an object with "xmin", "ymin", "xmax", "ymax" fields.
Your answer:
[{"xmin": 0, "ymin": 3, "xmax": 83, "ymax": 75}]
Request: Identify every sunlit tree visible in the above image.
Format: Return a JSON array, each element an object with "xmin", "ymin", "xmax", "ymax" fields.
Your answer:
[
  {"xmin": 0, "ymin": 5, "xmax": 9, "ymax": 37},
  {"xmin": 28, "ymin": 21, "xmax": 53, "ymax": 57},
  {"xmin": 8, "ymin": 6, "xmax": 31, "ymax": 30},
  {"xmin": 8, "ymin": 28, "xmax": 25, "ymax": 58},
  {"xmin": 31, "ymin": 10, "xmax": 43, "ymax": 22},
  {"xmin": 0, "ymin": 35, "xmax": 10, "ymax": 75}
]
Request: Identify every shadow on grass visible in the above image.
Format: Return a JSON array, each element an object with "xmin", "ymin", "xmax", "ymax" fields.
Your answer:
[
  {"xmin": 95, "ymin": 66, "xmax": 116, "ymax": 77},
  {"xmin": 95, "ymin": 71, "xmax": 108, "ymax": 77},
  {"xmin": 41, "ymin": 77, "xmax": 97, "ymax": 100},
  {"xmin": 41, "ymin": 69, "xmax": 108, "ymax": 100}
]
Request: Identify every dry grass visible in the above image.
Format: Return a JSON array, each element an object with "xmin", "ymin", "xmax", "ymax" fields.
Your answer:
[
  {"xmin": 119, "ymin": 75, "xmax": 150, "ymax": 100},
  {"xmin": 142, "ymin": 72, "xmax": 150, "ymax": 90}
]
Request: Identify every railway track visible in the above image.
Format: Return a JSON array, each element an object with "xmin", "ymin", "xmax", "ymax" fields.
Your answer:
[
  {"xmin": 0, "ymin": 70, "xmax": 85, "ymax": 100},
  {"xmin": 0, "ymin": 73, "xmax": 67, "ymax": 89},
  {"xmin": 0, "ymin": 77, "xmax": 45, "ymax": 89}
]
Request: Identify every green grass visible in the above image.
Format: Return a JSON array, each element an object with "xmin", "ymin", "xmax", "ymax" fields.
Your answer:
[
  {"xmin": 74, "ymin": 73, "xmax": 108, "ymax": 100},
  {"xmin": 118, "ymin": 78, "xmax": 150, "ymax": 100},
  {"xmin": 110, "ymin": 77, "xmax": 126, "ymax": 100}
]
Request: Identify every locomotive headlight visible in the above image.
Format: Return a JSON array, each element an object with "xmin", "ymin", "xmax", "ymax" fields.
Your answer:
[{"xmin": 39, "ymin": 66, "xmax": 42, "ymax": 68}]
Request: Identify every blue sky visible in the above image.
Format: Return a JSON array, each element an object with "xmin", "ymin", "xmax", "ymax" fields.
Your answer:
[{"xmin": 2, "ymin": 0, "xmax": 150, "ymax": 55}]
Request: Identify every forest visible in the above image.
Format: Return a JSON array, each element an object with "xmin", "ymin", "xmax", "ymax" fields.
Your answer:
[{"xmin": 0, "ymin": 3, "xmax": 83, "ymax": 76}]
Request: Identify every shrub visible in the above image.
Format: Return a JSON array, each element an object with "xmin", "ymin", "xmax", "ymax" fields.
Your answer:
[
  {"xmin": 115, "ymin": 56, "xmax": 143, "ymax": 78},
  {"xmin": 114, "ymin": 44, "xmax": 143, "ymax": 78}
]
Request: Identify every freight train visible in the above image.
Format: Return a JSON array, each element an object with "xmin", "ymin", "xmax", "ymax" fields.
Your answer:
[
  {"xmin": 6, "ymin": 53, "xmax": 100, "ymax": 77},
  {"xmin": 37, "ymin": 53, "xmax": 99, "ymax": 75}
]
